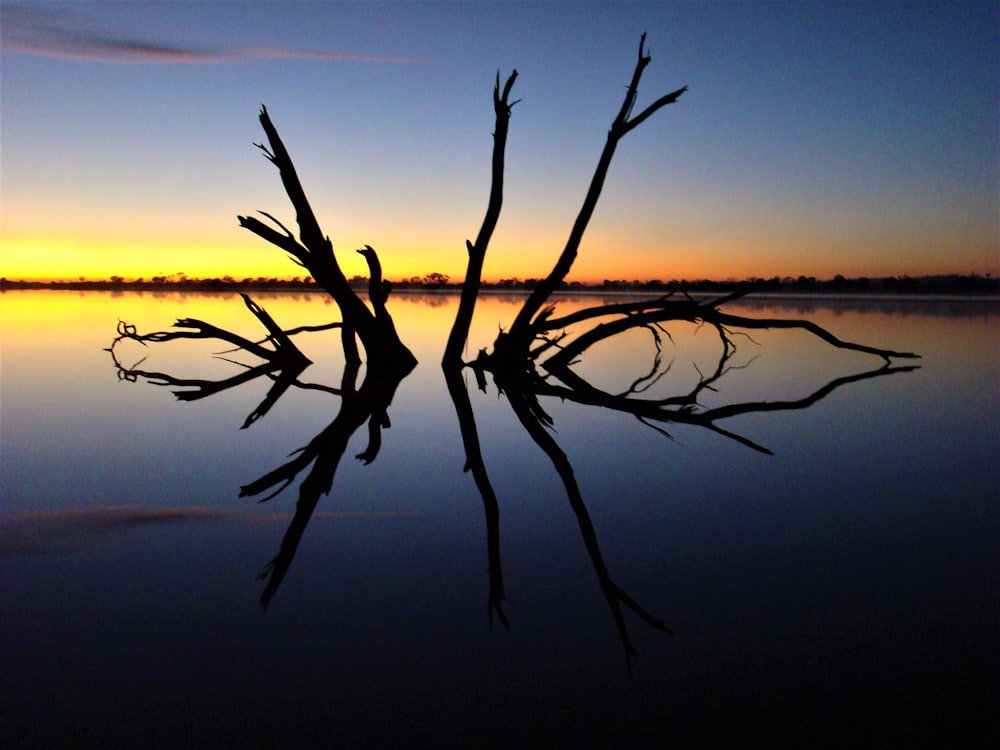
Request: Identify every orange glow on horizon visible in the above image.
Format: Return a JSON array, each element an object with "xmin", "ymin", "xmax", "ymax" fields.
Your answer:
[{"xmin": 3, "ymin": 232, "xmax": 997, "ymax": 285}]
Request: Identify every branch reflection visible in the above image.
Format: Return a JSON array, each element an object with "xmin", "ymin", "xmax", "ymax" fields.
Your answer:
[
  {"xmin": 450, "ymin": 291, "xmax": 917, "ymax": 670},
  {"xmin": 108, "ymin": 290, "xmax": 918, "ymax": 670},
  {"xmin": 106, "ymin": 292, "xmax": 337, "ymax": 429},
  {"xmin": 240, "ymin": 357, "xmax": 410, "ymax": 609}
]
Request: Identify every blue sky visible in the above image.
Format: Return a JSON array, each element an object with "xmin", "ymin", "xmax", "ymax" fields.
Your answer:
[{"xmin": 2, "ymin": 1, "xmax": 997, "ymax": 282}]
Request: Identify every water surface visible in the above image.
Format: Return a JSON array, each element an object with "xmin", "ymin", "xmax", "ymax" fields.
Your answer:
[{"xmin": 1, "ymin": 290, "xmax": 997, "ymax": 747}]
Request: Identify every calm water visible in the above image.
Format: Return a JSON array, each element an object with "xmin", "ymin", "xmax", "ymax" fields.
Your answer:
[{"xmin": 1, "ymin": 290, "xmax": 997, "ymax": 748}]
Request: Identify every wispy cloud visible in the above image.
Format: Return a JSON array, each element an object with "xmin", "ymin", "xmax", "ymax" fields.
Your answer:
[
  {"xmin": 1, "ymin": 5, "xmax": 425, "ymax": 64},
  {"xmin": 0, "ymin": 505, "xmax": 419, "ymax": 554},
  {"xmin": 0, "ymin": 505, "xmax": 231, "ymax": 553}
]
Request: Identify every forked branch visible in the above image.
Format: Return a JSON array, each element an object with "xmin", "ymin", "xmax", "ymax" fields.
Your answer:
[
  {"xmin": 500, "ymin": 35, "xmax": 687, "ymax": 354},
  {"xmin": 237, "ymin": 106, "xmax": 415, "ymax": 373}
]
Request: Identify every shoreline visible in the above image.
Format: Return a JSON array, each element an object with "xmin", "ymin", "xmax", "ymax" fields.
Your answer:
[
  {"xmin": 3, "ymin": 284, "xmax": 998, "ymax": 312},
  {"xmin": 2, "ymin": 276, "xmax": 997, "ymax": 298}
]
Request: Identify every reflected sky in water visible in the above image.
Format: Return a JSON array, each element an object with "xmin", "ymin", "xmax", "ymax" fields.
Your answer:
[{"xmin": 1, "ymin": 290, "xmax": 997, "ymax": 747}]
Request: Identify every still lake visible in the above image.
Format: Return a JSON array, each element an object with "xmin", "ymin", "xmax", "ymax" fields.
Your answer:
[{"xmin": 1, "ymin": 289, "xmax": 997, "ymax": 748}]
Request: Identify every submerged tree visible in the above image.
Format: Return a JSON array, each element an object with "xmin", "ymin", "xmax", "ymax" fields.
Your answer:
[
  {"xmin": 237, "ymin": 105, "xmax": 415, "ymax": 375},
  {"xmin": 441, "ymin": 33, "xmax": 917, "ymax": 667},
  {"xmin": 110, "ymin": 34, "xmax": 918, "ymax": 670}
]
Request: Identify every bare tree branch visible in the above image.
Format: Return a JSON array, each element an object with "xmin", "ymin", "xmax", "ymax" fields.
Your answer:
[
  {"xmin": 237, "ymin": 106, "xmax": 416, "ymax": 373},
  {"xmin": 444, "ymin": 69, "xmax": 519, "ymax": 366},
  {"xmin": 499, "ymin": 36, "xmax": 686, "ymax": 355},
  {"xmin": 255, "ymin": 104, "xmax": 326, "ymax": 254}
]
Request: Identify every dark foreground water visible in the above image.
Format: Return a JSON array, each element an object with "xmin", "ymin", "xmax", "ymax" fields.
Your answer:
[{"xmin": 1, "ymin": 290, "xmax": 997, "ymax": 748}]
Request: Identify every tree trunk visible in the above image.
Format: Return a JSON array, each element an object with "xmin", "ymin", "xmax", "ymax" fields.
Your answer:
[{"xmin": 238, "ymin": 106, "xmax": 416, "ymax": 374}]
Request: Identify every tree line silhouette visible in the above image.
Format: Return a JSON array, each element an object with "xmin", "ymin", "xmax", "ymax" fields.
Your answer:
[{"xmin": 3, "ymin": 272, "xmax": 996, "ymax": 295}]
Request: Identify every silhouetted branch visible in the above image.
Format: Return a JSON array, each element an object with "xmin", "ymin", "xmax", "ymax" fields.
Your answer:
[
  {"xmin": 109, "ymin": 293, "xmax": 312, "ymax": 364},
  {"xmin": 444, "ymin": 69, "xmax": 519, "ymax": 366},
  {"xmin": 237, "ymin": 106, "xmax": 416, "ymax": 371},
  {"xmin": 444, "ymin": 366, "xmax": 510, "ymax": 629},
  {"xmin": 242, "ymin": 357, "xmax": 409, "ymax": 609},
  {"xmin": 238, "ymin": 213, "xmax": 310, "ymax": 267},
  {"xmin": 112, "ymin": 316, "xmax": 272, "ymax": 361},
  {"xmin": 254, "ymin": 105, "xmax": 326, "ymax": 258},
  {"xmin": 499, "ymin": 36, "xmax": 686, "ymax": 356},
  {"xmin": 238, "ymin": 107, "xmax": 359, "ymax": 312},
  {"xmin": 538, "ymin": 296, "xmax": 919, "ymax": 381},
  {"xmin": 496, "ymin": 367, "xmax": 672, "ymax": 672},
  {"xmin": 534, "ymin": 359, "xmax": 918, "ymax": 455},
  {"xmin": 708, "ymin": 310, "xmax": 920, "ymax": 363},
  {"xmin": 438, "ymin": 70, "xmax": 521, "ymax": 628},
  {"xmin": 358, "ymin": 244, "xmax": 394, "ymax": 318},
  {"xmin": 106, "ymin": 295, "xmax": 335, "ymax": 425}
]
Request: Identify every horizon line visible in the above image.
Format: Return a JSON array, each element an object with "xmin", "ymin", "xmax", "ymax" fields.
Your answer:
[{"xmin": 2, "ymin": 272, "xmax": 994, "ymax": 287}]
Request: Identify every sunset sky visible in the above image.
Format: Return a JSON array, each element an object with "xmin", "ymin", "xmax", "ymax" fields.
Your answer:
[{"xmin": 2, "ymin": 1, "xmax": 997, "ymax": 283}]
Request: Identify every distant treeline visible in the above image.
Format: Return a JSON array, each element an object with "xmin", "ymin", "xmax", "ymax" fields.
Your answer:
[{"xmin": 2, "ymin": 273, "xmax": 997, "ymax": 295}]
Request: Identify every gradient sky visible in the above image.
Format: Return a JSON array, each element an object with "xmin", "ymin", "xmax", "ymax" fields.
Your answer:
[{"xmin": 2, "ymin": 1, "xmax": 997, "ymax": 283}]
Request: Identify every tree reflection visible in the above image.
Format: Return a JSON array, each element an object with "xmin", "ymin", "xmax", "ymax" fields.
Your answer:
[
  {"xmin": 107, "ymin": 292, "xmax": 339, "ymax": 429},
  {"xmin": 446, "ymin": 306, "xmax": 916, "ymax": 669},
  {"xmin": 439, "ymin": 35, "xmax": 918, "ymax": 670},
  {"xmin": 494, "ymin": 289, "xmax": 919, "ymax": 454},
  {"xmin": 107, "ymin": 34, "xmax": 920, "ymax": 670},
  {"xmin": 239, "ymin": 356, "xmax": 408, "ymax": 609},
  {"xmin": 108, "ymin": 290, "xmax": 918, "ymax": 667}
]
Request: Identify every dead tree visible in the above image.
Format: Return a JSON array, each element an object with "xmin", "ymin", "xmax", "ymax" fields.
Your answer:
[
  {"xmin": 238, "ymin": 106, "xmax": 416, "ymax": 374},
  {"xmin": 442, "ymin": 71, "xmax": 519, "ymax": 367},
  {"xmin": 107, "ymin": 35, "xmax": 922, "ymax": 664},
  {"xmin": 442, "ymin": 35, "xmax": 919, "ymax": 667},
  {"xmin": 110, "ymin": 104, "xmax": 421, "ymax": 609},
  {"xmin": 442, "ymin": 70, "xmax": 520, "ymax": 629},
  {"xmin": 441, "ymin": 43, "xmax": 684, "ymax": 661},
  {"xmin": 492, "ymin": 34, "xmax": 686, "ymax": 363},
  {"xmin": 106, "ymin": 292, "xmax": 327, "ymax": 428},
  {"xmin": 458, "ymin": 35, "xmax": 917, "ymax": 371}
]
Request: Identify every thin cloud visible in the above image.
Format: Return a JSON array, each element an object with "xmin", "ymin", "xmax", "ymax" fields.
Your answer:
[
  {"xmin": 1, "ymin": 5, "xmax": 425, "ymax": 64},
  {"xmin": 0, "ymin": 505, "xmax": 231, "ymax": 553},
  {"xmin": 0, "ymin": 505, "xmax": 420, "ymax": 553}
]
